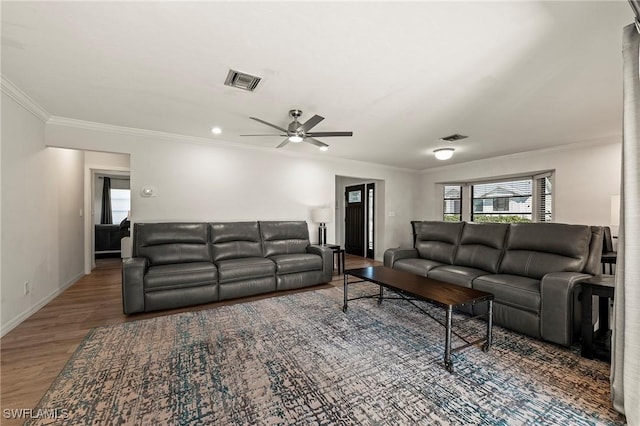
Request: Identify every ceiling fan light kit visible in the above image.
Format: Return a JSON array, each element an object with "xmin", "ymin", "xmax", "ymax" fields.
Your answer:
[
  {"xmin": 242, "ymin": 109, "xmax": 353, "ymax": 150},
  {"xmin": 434, "ymin": 148, "xmax": 455, "ymax": 160}
]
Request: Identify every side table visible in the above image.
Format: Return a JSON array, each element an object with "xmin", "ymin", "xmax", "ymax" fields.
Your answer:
[
  {"xmin": 321, "ymin": 244, "xmax": 346, "ymax": 274},
  {"xmin": 581, "ymin": 274, "xmax": 615, "ymax": 361}
]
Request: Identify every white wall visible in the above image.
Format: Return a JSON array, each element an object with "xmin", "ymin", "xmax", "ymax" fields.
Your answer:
[
  {"xmin": 46, "ymin": 122, "xmax": 420, "ymax": 257},
  {"xmin": 417, "ymin": 140, "xmax": 622, "ymax": 227},
  {"xmin": 1, "ymin": 94, "xmax": 85, "ymax": 336}
]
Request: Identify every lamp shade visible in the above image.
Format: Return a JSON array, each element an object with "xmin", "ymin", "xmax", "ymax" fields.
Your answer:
[
  {"xmin": 312, "ymin": 207, "xmax": 332, "ymax": 223},
  {"xmin": 611, "ymin": 194, "xmax": 620, "ymax": 227}
]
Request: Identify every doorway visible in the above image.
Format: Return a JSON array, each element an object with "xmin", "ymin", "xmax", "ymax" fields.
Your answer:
[
  {"xmin": 340, "ymin": 179, "xmax": 381, "ymax": 259},
  {"xmin": 345, "ymin": 184, "xmax": 365, "ymax": 256},
  {"xmin": 83, "ymin": 151, "xmax": 131, "ymax": 273}
]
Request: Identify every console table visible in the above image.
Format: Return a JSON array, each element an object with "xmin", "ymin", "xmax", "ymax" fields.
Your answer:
[{"xmin": 581, "ymin": 274, "xmax": 615, "ymax": 361}]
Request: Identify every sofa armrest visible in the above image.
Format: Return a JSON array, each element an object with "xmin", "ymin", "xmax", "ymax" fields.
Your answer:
[
  {"xmin": 383, "ymin": 248, "xmax": 418, "ymax": 268},
  {"xmin": 122, "ymin": 257, "xmax": 148, "ymax": 314},
  {"xmin": 307, "ymin": 245, "xmax": 333, "ymax": 282},
  {"xmin": 540, "ymin": 271, "xmax": 592, "ymax": 346}
]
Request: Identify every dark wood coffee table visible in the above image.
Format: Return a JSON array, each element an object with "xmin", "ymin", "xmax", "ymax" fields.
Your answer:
[{"xmin": 343, "ymin": 266, "xmax": 494, "ymax": 372}]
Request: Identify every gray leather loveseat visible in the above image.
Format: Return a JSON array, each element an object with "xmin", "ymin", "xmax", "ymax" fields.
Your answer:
[
  {"xmin": 122, "ymin": 221, "xmax": 333, "ymax": 314},
  {"xmin": 384, "ymin": 221, "xmax": 603, "ymax": 347}
]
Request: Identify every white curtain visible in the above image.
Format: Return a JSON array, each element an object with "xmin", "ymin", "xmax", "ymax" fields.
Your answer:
[{"xmin": 611, "ymin": 23, "xmax": 640, "ymax": 423}]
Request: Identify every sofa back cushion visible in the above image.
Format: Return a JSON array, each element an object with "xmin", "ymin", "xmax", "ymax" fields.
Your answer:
[
  {"xmin": 500, "ymin": 223, "xmax": 591, "ymax": 279},
  {"xmin": 260, "ymin": 221, "xmax": 310, "ymax": 257},
  {"xmin": 134, "ymin": 222, "xmax": 210, "ymax": 266},
  {"xmin": 209, "ymin": 222, "xmax": 263, "ymax": 262},
  {"xmin": 415, "ymin": 221, "xmax": 464, "ymax": 264},
  {"xmin": 583, "ymin": 226, "xmax": 604, "ymax": 276},
  {"xmin": 454, "ymin": 223, "xmax": 509, "ymax": 273}
]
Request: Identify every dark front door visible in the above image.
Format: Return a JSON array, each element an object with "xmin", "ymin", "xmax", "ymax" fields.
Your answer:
[{"xmin": 345, "ymin": 184, "xmax": 365, "ymax": 256}]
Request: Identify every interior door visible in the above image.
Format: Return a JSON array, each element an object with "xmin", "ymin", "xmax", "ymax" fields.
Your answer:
[{"xmin": 345, "ymin": 184, "xmax": 365, "ymax": 256}]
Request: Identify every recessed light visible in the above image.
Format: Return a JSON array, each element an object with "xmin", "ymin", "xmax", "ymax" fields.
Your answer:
[
  {"xmin": 434, "ymin": 148, "xmax": 455, "ymax": 160},
  {"xmin": 319, "ymin": 146, "xmax": 329, "ymax": 152},
  {"xmin": 211, "ymin": 127, "xmax": 222, "ymax": 135}
]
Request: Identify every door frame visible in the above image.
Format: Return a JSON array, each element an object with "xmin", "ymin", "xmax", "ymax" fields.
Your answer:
[
  {"xmin": 366, "ymin": 182, "xmax": 375, "ymax": 259},
  {"xmin": 335, "ymin": 176, "xmax": 384, "ymax": 260},
  {"xmin": 345, "ymin": 184, "xmax": 366, "ymax": 256}
]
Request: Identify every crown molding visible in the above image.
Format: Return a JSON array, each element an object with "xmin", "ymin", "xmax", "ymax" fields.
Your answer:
[
  {"xmin": 46, "ymin": 115, "xmax": 222, "ymax": 145},
  {"xmin": 419, "ymin": 136, "xmax": 622, "ymax": 174},
  {"xmin": 47, "ymin": 116, "xmax": 419, "ymax": 174},
  {"xmin": 1, "ymin": 75, "xmax": 50, "ymax": 122}
]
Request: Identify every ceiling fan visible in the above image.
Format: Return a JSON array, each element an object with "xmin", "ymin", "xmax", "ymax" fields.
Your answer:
[{"xmin": 241, "ymin": 109, "xmax": 353, "ymax": 150}]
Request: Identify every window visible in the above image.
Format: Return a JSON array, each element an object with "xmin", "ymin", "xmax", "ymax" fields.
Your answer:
[
  {"xmin": 110, "ymin": 189, "xmax": 131, "ymax": 224},
  {"xmin": 443, "ymin": 185, "xmax": 462, "ymax": 221},
  {"xmin": 537, "ymin": 175, "xmax": 553, "ymax": 222},
  {"xmin": 493, "ymin": 197, "xmax": 509, "ymax": 211},
  {"xmin": 472, "ymin": 179, "xmax": 532, "ymax": 223},
  {"xmin": 442, "ymin": 172, "xmax": 553, "ymax": 224}
]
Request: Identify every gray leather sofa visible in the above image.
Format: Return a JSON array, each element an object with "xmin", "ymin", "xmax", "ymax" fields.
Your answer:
[
  {"xmin": 122, "ymin": 221, "xmax": 333, "ymax": 314},
  {"xmin": 384, "ymin": 221, "xmax": 603, "ymax": 347}
]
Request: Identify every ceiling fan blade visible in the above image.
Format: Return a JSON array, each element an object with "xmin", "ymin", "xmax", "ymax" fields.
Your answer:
[
  {"xmin": 305, "ymin": 137, "xmax": 329, "ymax": 149},
  {"xmin": 249, "ymin": 117, "xmax": 288, "ymax": 133},
  {"xmin": 306, "ymin": 131, "xmax": 353, "ymax": 137},
  {"xmin": 276, "ymin": 138, "xmax": 290, "ymax": 148},
  {"xmin": 240, "ymin": 134, "xmax": 287, "ymax": 137},
  {"xmin": 297, "ymin": 114, "xmax": 325, "ymax": 132}
]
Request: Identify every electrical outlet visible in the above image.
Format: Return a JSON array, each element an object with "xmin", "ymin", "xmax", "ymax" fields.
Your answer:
[{"xmin": 24, "ymin": 281, "xmax": 31, "ymax": 295}]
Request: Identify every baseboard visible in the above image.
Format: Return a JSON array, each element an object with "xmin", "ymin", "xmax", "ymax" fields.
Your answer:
[{"xmin": 0, "ymin": 271, "xmax": 84, "ymax": 337}]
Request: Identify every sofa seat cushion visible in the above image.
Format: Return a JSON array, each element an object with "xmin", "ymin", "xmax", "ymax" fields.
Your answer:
[
  {"xmin": 428, "ymin": 265, "xmax": 490, "ymax": 288},
  {"xmin": 270, "ymin": 253, "xmax": 322, "ymax": 274},
  {"xmin": 216, "ymin": 257, "xmax": 275, "ymax": 283},
  {"xmin": 144, "ymin": 262, "xmax": 217, "ymax": 292},
  {"xmin": 473, "ymin": 274, "xmax": 541, "ymax": 313},
  {"xmin": 394, "ymin": 258, "xmax": 444, "ymax": 277}
]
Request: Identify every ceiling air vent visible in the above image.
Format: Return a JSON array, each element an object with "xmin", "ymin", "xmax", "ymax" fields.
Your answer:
[
  {"xmin": 224, "ymin": 69, "xmax": 262, "ymax": 92},
  {"xmin": 440, "ymin": 134, "xmax": 468, "ymax": 142}
]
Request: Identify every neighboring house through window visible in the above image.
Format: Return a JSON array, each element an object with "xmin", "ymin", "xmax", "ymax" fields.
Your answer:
[
  {"xmin": 441, "ymin": 172, "xmax": 553, "ymax": 223},
  {"xmin": 443, "ymin": 185, "xmax": 462, "ymax": 221}
]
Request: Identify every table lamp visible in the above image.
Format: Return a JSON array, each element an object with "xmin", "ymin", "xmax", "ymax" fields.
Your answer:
[{"xmin": 312, "ymin": 207, "xmax": 333, "ymax": 245}]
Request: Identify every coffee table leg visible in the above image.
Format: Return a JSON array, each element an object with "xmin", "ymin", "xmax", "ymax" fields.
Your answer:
[
  {"xmin": 483, "ymin": 300, "xmax": 493, "ymax": 352},
  {"xmin": 342, "ymin": 273, "xmax": 348, "ymax": 312},
  {"xmin": 378, "ymin": 285, "xmax": 383, "ymax": 305},
  {"xmin": 444, "ymin": 306, "xmax": 453, "ymax": 372}
]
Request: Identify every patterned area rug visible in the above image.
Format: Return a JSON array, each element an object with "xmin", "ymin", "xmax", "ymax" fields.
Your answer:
[{"xmin": 30, "ymin": 284, "xmax": 625, "ymax": 425}]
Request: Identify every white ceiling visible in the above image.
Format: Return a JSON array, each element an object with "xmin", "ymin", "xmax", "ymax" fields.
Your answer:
[{"xmin": 1, "ymin": 1, "xmax": 633, "ymax": 170}]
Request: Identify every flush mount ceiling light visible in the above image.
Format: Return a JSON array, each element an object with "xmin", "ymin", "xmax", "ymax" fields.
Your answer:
[
  {"xmin": 434, "ymin": 148, "xmax": 455, "ymax": 160},
  {"xmin": 211, "ymin": 127, "xmax": 222, "ymax": 135}
]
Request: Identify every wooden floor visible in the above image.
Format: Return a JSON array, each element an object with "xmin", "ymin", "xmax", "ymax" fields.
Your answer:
[{"xmin": 0, "ymin": 254, "xmax": 380, "ymax": 423}]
